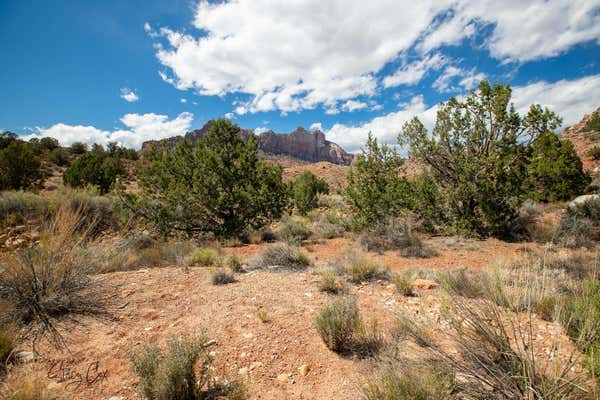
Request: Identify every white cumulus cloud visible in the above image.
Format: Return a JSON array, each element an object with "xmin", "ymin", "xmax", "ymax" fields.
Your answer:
[
  {"xmin": 325, "ymin": 74, "xmax": 600, "ymax": 153},
  {"xmin": 341, "ymin": 100, "xmax": 368, "ymax": 112},
  {"xmin": 383, "ymin": 53, "xmax": 447, "ymax": 88},
  {"xmin": 120, "ymin": 88, "xmax": 140, "ymax": 102},
  {"xmin": 24, "ymin": 112, "xmax": 194, "ymax": 149}
]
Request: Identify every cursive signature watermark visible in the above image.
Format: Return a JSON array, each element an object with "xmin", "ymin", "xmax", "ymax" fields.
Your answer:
[{"xmin": 46, "ymin": 359, "xmax": 109, "ymax": 391}]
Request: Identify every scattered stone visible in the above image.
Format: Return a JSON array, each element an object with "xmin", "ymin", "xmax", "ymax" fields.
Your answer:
[
  {"xmin": 204, "ymin": 339, "xmax": 218, "ymax": 347},
  {"xmin": 238, "ymin": 367, "xmax": 249, "ymax": 376},
  {"xmin": 277, "ymin": 373, "xmax": 291, "ymax": 382},
  {"xmin": 298, "ymin": 364, "xmax": 310, "ymax": 376},
  {"xmin": 243, "ymin": 332, "xmax": 253, "ymax": 339},
  {"xmin": 250, "ymin": 361, "xmax": 263, "ymax": 370},
  {"xmin": 15, "ymin": 351, "xmax": 35, "ymax": 364}
]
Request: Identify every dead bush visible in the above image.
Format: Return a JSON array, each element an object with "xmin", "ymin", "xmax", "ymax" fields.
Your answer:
[
  {"xmin": 392, "ymin": 271, "xmax": 416, "ymax": 297},
  {"xmin": 2, "ymin": 375, "xmax": 66, "ymax": 400},
  {"xmin": 211, "ymin": 270, "xmax": 236, "ymax": 285},
  {"xmin": 555, "ymin": 198, "xmax": 600, "ymax": 248},
  {"xmin": 251, "ymin": 244, "xmax": 310, "ymax": 271},
  {"xmin": 360, "ymin": 216, "xmax": 436, "ymax": 258}
]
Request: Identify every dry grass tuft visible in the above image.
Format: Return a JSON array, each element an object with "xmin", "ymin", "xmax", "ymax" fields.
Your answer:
[
  {"xmin": 2, "ymin": 376, "xmax": 66, "ymax": 400},
  {"xmin": 0, "ymin": 202, "xmax": 109, "ymax": 348},
  {"xmin": 211, "ymin": 269, "xmax": 236, "ymax": 285},
  {"xmin": 251, "ymin": 243, "xmax": 311, "ymax": 271},
  {"xmin": 318, "ymin": 271, "xmax": 349, "ymax": 295}
]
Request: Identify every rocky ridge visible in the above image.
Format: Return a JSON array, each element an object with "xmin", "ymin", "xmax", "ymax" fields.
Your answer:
[{"xmin": 141, "ymin": 121, "xmax": 353, "ymax": 166}]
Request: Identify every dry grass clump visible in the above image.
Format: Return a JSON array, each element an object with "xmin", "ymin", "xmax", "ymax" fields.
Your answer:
[
  {"xmin": 251, "ymin": 244, "xmax": 311, "ymax": 271},
  {"xmin": 387, "ymin": 298, "xmax": 593, "ymax": 399},
  {"xmin": 360, "ymin": 217, "xmax": 436, "ymax": 258},
  {"xmin": 131, "ymin": 333, "xmax": 245, "ymax": 400},
  {"xmin": 0, "ymin": 203, "xmax": 108, "ymax": 348},
  {"xmin": 211, "ymin": 269, "xmax": 236, "ymax": 285},
  {"xmin": 362, "ymin": 361, "xmax": 455, "ymax": 400},
  {"xmin": 90, "ymin": 236, "xmax": 195, "ymax": 273},
  {"xmin": 190, "ymin": 247, "xmax": 223, "ymax": 268},
  {"xmin": 275, "ymin": 216, "xmax": 312, "ymax": 245},
  {"xmin": 347, "ymin": 256, "xmax": 389, "ymax": 283},
  {"xmin": 392, "ymin": 270, "xmax": 416, "ymax": 297},
  {"xmin": 315, "ymin": 296, "xmax": 382, "ymax": 356},
  {"xmin": 313, "ymin": 211, "xmax": 347, "ymax": 239},
  {"xmin": 555, "ymin": 198, "xmax": 600, "ymax": 248},
  {"xmin": 0, "ymin": 327, "xmax": 16, "ymax": 370},
  {"xmin": 318, "ymin": 271, "xmax": 349, "ymax": 295},
  {"xmin": 438, "ymin": 268, "xmax": 490, "ymax": 299},
  {"xmin": 2, "ymin": 376, "xmax": 66, "ymax": 400},
  {"xmin": 226, "ymin": 255, "xmax": 244, "ymax": 273}
]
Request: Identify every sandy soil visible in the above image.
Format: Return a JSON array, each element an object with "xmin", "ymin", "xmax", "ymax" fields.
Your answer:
[{"xmin": 3, "ymin": 237, "xmax": 583, "ymax": 400}]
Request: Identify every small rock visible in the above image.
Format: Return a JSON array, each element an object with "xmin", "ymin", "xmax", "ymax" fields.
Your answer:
[
  {"xmin": 250, "ymin": 361, "xmax": 263, "ymax": 370},
  {"xmin": 16, "ymin": 351, "xmax": 35, "ymax": 363},
  {"xmin": 277, "ymin": 373, "xmax": 291, "ymax": 382},
  {"xmin": 238, "ymin": 367, "xmax": 249, "ymax": 376},
  {"xmin": 243, "ymin": 332, "xmax": 253, "ymax": 339},
  {"xmin": 107, "ymin": 397, "xmax": 123, "ymax": 400},
  {"xmin": 298, "ymin": 364, "xmax": 310, "ymax": 376},
  {"xmin": 204, "ymin": 339, "xmax": 218, "ymax": 347}
]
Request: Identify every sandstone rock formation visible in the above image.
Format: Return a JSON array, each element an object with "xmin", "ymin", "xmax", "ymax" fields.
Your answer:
[
  {"xmin": 562, "ymin": 106, "xmax": 600, "ymax": 176},
  {"xmin": 141, "ymin": 121, "xmax": 353, "ymax": 165}
]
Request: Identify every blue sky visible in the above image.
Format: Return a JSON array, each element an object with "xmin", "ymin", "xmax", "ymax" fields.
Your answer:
[{"xmin": 1, "ymin": 0, "xmax": 600, "ymax": 152}]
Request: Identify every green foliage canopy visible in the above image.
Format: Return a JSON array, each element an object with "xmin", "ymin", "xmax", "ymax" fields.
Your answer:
[
  {"xmin": 130, "ymin": 119, "xmax": 288, "ymax": 237},
  {"xmin": 63, "ymin": 145, "xmax": 124, "ymax": 194},
  {"xmin": 0, "ymin": 140, "xmax": 42, "ymax": 190},
  {"xmin": 292, "ymin": 171, "xmax": 329, "ymax": 214}
]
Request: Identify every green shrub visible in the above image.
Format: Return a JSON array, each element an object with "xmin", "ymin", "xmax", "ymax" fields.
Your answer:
[
  {"xmin": 63, "ymin": 145, "xmax": 124, "ymax": 194},
  {"xmin": 345, "ymin": 134, "xmax": 413, "ymax": 230},
  {"xmin": 291, "ymin": 171, "xmax": 329, "ymax": 215},
  {"xmin": 129, "ymin": 119, "xmax": 288, "ymax": 237},
  {"xmin": 315, "ymin": 296, "xmax": 362, "ymax": 353},
  {"xmin": 0, "ymin": 191, "xmax": 49, "ymax": 226},
  {"xmin": 131, "ymin": 334, "xmax": 209, "ymax": 400},
  {"xmin": 69, "ymin": 142, "xmax": 88, "ymax": 154},
  {"xmin": 400, "ymin": 81, "xmax": 564, "ymax": 236},
  {"xmin": 525, "ymin": 131, "xmax": 590, "ymax": 202},
  {"xmin": 190, "ymin": 248, "xmax": 222, "ymax": 267},
  {"xmin": 251, "ymin": 244, "xmax": 310, "ymax": 270},
  {"xmin": 582, "ymin": 112, "xmax": 600, "ymax": 133},
  {"xmin": 0, "ymin": 141, "xmax": 42, "ymax": 190},
  {"xmin": 316, "ymin": 296, "xmax": 383, "ymax": 356},
  {"xmin": 48, "ymin": 147, "xmax": 70, "ymax": 166},
  {"xmin": 275, "ymin": 216, "xmax": 311, "ymax": 245},
  {"xmin": 131, "ymin": 333, "xmax": 245, "ymax": 400},
  {"xmin": 587, "ymin": 146, "xmax": 600, "ymax": 161},
  {"xmin": 211, "ymin": 269, "xmax": 236, "ymax": 285}
]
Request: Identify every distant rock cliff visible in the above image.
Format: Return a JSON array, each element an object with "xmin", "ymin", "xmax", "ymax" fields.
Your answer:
[
  {"xmin": 141, "ymin": 121, "xmax": 353, "ymax": 166},
  {"xmin": 562, "ymin": 106, "xmax": 600, "ymax": 176}
]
